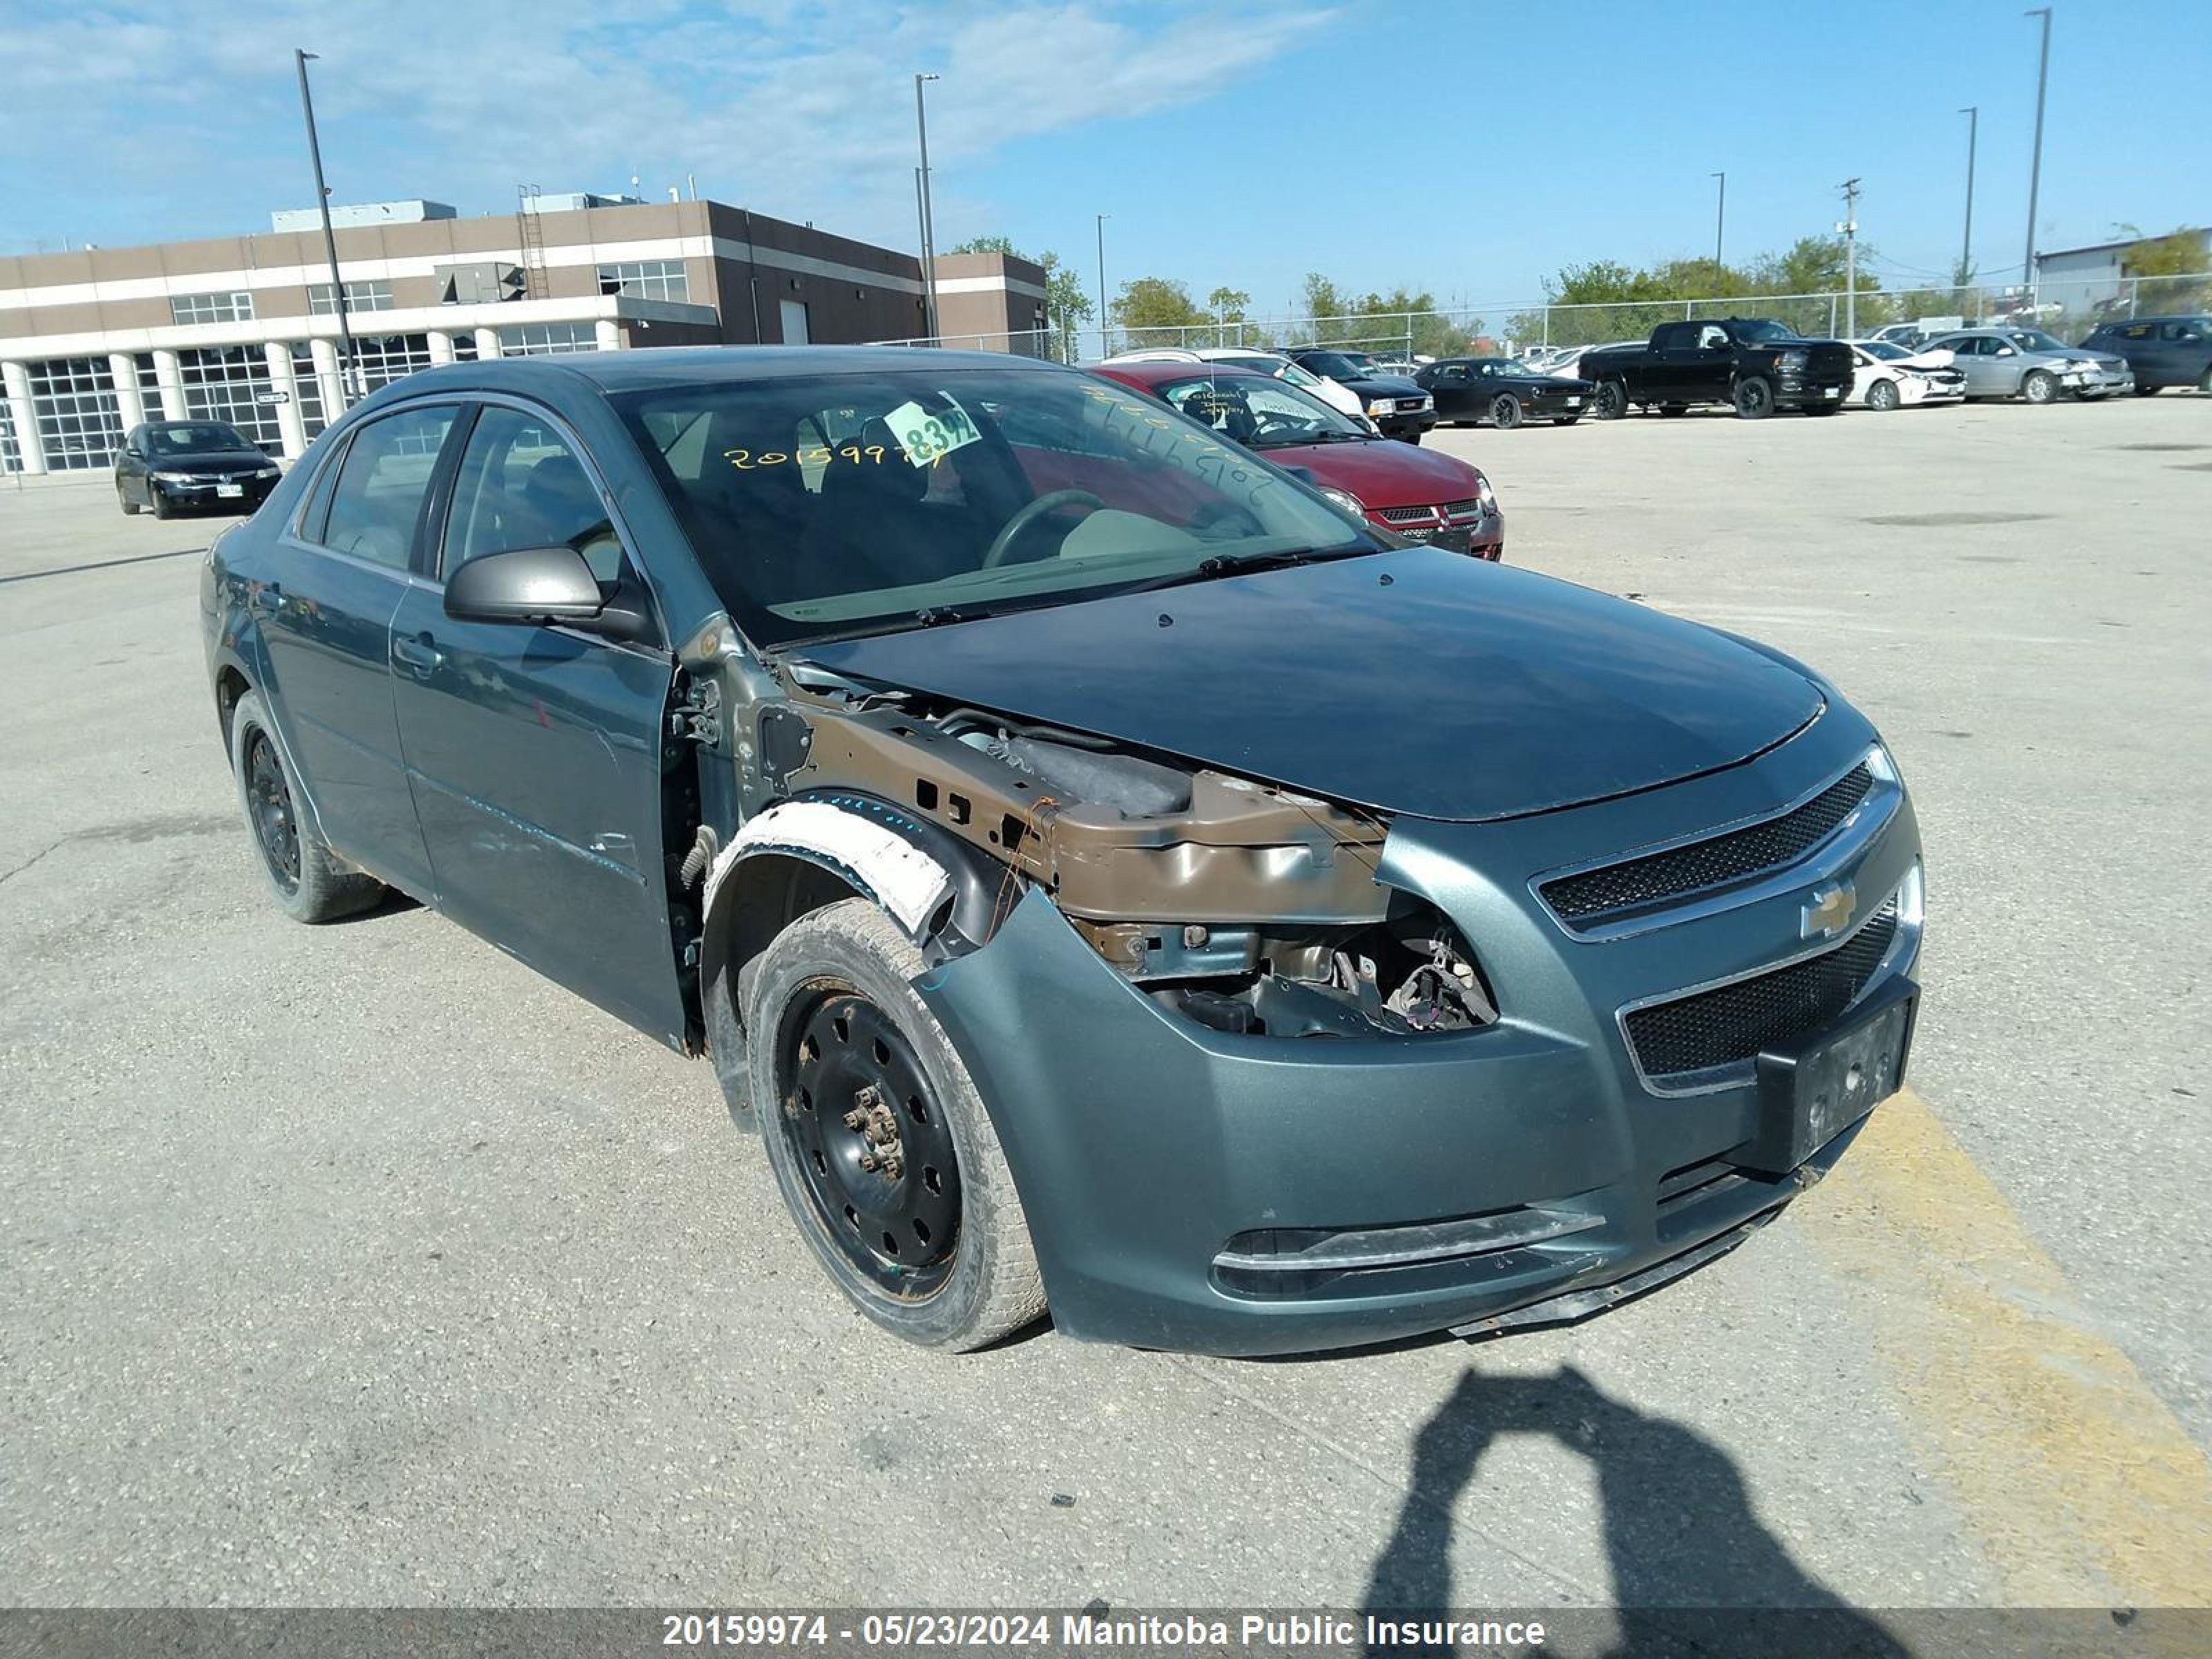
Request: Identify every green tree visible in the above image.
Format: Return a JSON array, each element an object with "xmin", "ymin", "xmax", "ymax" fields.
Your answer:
[
  {"xmin": 1109, "ymin": 276, "xmax": 1212, "ymax": 347},
  {"xmin": 2112, "ymin": 225, "xmax": 2212, "ymax": 313}
]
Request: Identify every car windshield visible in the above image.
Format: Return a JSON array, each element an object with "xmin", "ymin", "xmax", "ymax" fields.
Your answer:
[
  {"xmin": 147, "ymin": 423, "xmax": 254, "ymax": 455},
  {"xmin": 1733, "ymin": 320, "xmax": 1805, "ymax": 343},
  {"xmin": 614, "ymin": 366, "xmax": 1378, "ymax": 648},
  {"xmin": 2006, "ymin": 330, "xmax": 2069, "ymax": 353},
  {"xmin": 1297, "ymin": 352, "xmax": 1368, "ymax": 379},
  {"xmin": 1859, "ymin": 341, "xmax": 1910, "ymax": 361},
  {"xmin": 1155, "ymin": 373, "xmax": 1370, "ymax": 449}
]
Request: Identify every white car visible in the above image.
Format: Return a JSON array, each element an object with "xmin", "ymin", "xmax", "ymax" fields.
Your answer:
[
  {"xmin": 1097, "ymin": 347, "xmax": 1366, "ymax": 420},
  {"xmin": 1846, "ymin": 341, "xmax": 1966, "ymax": 411}
]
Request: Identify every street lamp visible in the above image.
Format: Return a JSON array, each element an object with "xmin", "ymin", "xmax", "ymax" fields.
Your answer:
[
  {"xmin": 1709, "ymin": 171, "xmax": 1726, "ymax": 274},
  {"xmin": 2023, "ymin": 8, "xmax": 2052, "ymax": 306},
  {"xmin": 1096, "ymin": 213, "xmax": 1110, "ymax": 357},
  {"xmin": 913, "ymin": 73, "xmax": 941, "ymax": 341},
  {"xmin": 294, "ymin": 49, "xmax": 357, "ymax": 404},
  {"xmin": 1958, "ymin": 106, "xmax": 1978, "ymax": 292}
]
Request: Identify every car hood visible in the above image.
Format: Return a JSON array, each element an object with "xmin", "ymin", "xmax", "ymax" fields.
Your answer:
[
  {"xmin": 1340, "ymin": 373, "xmax": 1426, "ymax": 397},
  {"xmin": 1257, "ymin": 435, "xmax": 1481, "ymax": 510},
  {"xmin": 142, "ymin": 450, "xmax": 271, "ymax": 472},
  {"xmin": 794, "ymin": 548, "xmax": 1824, "ymax": 823}
]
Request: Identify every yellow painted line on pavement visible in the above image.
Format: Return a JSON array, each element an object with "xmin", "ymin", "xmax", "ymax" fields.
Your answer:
[{"xmin": 1802, "ymin": 1085, "xmax": 2212, "ymax": 1608}]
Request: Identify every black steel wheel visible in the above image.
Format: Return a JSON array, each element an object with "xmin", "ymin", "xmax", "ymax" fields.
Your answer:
[
  {"xmin": 1733, "ymin": 376, "xmax": 1774, "ymax": 420},
  {"xmin": 1594, "ymin": 379, "xmax": 1629, "ymax": 420},
  {"xmin": 744, "ymin": 899, "xmax": 1045, "ymax": 1350},
  {"xmin": 226, "ymin": 688, "xmax": 387, "ymax": 924},
  {"xmin": 779, "ymin": 988, "xmax": 964, "ymax": 1299},
  {"xmin": 1490, "ymin": 393, "xmax": 1523, "ymax": 430}
]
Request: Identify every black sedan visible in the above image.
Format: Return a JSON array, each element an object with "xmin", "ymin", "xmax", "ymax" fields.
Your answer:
[
  {"xmin": 115, "ymin": 420, "xmax": 282, "ymax": 518},
  {"xmin": 1416, "ymin": 358, "xmax": 1593, "ymax": 429}
]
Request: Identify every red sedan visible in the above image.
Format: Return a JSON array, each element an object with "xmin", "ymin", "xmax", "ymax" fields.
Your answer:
[{"xmin": 1089, "ymin": 360, "xmax": 1503, "ymax": 560}]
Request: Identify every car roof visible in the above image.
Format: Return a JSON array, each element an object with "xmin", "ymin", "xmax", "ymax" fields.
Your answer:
[
  {"xmin": 1088, "ymin": 360, "xmax": 1273, "ymax": 390},
  {"xmin": 375, "ymin": 345, "xmax": 1069, "ymax": 400}
]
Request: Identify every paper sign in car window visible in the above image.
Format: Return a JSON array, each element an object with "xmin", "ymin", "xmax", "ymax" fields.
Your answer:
[{"xmin": 885, "ymin": 396, "xmax": 981, "ymax": 468}]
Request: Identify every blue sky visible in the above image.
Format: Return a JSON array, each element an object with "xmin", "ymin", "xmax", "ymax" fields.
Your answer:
[{"xmin": 8, "ymin": 0, "xmax": 2207, "ymax": 318}]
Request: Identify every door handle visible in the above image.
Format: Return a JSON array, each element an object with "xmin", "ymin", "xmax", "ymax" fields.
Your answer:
[{"xmin": 392, "ymin": 632, "xmax": 445, "ymax": 676}]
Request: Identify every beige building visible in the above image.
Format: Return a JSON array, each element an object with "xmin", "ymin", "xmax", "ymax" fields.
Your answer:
[{"xmin": 0, "ymin": 195, "xmax": 1048, "ymax": 474}]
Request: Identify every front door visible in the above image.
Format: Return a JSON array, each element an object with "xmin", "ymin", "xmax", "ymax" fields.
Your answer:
[
  {"xmin": 386, "ymin": 402, "xmax": 688, "ymax": 1043},
  {"xmin": 256, "ymin": 402, "xmax": 458, "ymax": 894}
]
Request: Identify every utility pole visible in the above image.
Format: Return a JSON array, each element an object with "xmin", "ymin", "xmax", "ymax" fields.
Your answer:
[
  {"xmin": 1095, "ymin": 213, "xmax": 1109, "ymax": 357},
  {"xmin": 1710, "ymin": 171, "xmax": 1726, "ymax": 274},
  {"xmin": 1958, "ymin": 106, "xmax": 1978, "ymax": 292},
  {"xmin": 2023, "ymin": 8, "xmax": 2052, "ymax": 308},
  {"xmin": 913, "ymin": 73, "xmax": 941, "ymax": 341},
  {"xmin": 1838, "ymin": 178, "xmax": 1862, "ymax": 339},
  {"xmin": 294, "ymin": 49, "xmax": 357, "ymax": 405}
]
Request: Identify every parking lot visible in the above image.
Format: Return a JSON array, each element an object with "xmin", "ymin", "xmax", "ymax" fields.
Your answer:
[{"xmin": 3, "ymin": 395, "xmax": 2209, "ymax": 1619}]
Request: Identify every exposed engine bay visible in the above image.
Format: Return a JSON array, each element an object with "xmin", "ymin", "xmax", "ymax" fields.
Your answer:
[{"xmin": 759, "ymin": 678, "xmax": 1497, "ymax": 1038}]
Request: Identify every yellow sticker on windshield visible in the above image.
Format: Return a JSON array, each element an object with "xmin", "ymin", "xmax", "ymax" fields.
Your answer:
[{"xmin": 885, "ymin": 396, "xmax": 980, "ymax": 468}]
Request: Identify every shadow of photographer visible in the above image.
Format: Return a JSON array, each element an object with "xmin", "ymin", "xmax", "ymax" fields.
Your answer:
[{"xmin": 1360, "ymin": 1365, "xmax": 1913, "ymax": 1658}]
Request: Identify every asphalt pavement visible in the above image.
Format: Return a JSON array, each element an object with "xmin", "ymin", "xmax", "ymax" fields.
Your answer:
[{"xmin": 2, "ymin": 392, "xmax": 2208, "ymax": 1618}]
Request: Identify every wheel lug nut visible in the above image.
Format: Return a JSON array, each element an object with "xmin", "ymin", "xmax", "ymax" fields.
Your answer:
[
  {"xmin": 859, "ymin": 1154, "xmax": 879, "ymax": 1172},
  {"xmin": 843, "ymin": 1110, "xmax": 865, "ymax": 1130}
]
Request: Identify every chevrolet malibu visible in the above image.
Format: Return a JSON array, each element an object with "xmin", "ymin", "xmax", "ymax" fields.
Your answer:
[{"xmin": 203, "ymin": 348, "xmax": 1924, "ymax": 1355}]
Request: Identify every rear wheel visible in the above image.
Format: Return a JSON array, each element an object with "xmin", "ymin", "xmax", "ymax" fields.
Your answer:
[
  {"xmin": 2022, "ymin": 369, "xmax": 2059, "ymax": 404},
  {"xmin": 1867, "ymin": 379, "xmax": 1901, "ymax": 412},
  {"xmin": 746, "ymin": 900, "xmax": 1045, "ymax": 1351},
  {"xmin": 227, "ymin": 690, "xmax": 386, "ymax": 924},
  {"xmin": 1593, "ymin": 379, "xmax": 1629, "ymax": 420},
  {"xmin": 1489, "ymin": 393, "xmax": 1523, "ymax": 430},
  {"xmin": 1733, "ymin": 377, "xmax": 1774, "ymax": 420}
]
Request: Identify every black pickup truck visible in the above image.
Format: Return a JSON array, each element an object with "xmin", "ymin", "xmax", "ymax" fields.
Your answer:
[{"xmin": 1580, "ymin": 318, "xmax": 1854, "ymax": 420}]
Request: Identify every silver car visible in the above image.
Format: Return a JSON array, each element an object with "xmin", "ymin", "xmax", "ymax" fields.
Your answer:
[{"xmin": 1923, "ymin": 328, "xmax": 2133, "ymax": 403}]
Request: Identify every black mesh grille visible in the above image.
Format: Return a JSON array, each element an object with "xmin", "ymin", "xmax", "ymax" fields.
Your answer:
[
  {"xmin": 1625, "ymin": 901, "xmax": 1897, "ymax": 1080},
  {"xmin": 1377, "ymin": 503, "xmax": 1441, "ymax": 524},
  {"xmin": 1544, "ymin": 764, "xmax": 1873, "ymax": 926}
]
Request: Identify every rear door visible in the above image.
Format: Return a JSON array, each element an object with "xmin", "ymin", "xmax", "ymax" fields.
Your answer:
[
  {"xmin": 386, "ymin": 399, "xmax": 689, "ymax": 1044},
  {"xmin": 256, "ymin": 402, "xmax": 459, "ymax": 894}
]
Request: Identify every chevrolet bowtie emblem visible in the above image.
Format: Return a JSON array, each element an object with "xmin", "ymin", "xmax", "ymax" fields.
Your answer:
[{"xmin": 1802, "ymin": 881, "xmax": 1857, "ymax": 940}]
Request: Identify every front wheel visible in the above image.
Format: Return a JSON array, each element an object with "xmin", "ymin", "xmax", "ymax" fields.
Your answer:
[
  {"xmin": 1593, "ymin": 379, "xmax": 1629, "ymax": 420},
  {"xmin": 1867, "ymin": 379, "xmax": 1901, "ymax": 412},
  {"xmin": 118, "ymin": 482, "xmax": 142, "ymax": 516},
  {"xmin": 2022, "ymin": 370, "xmax": 2059, "ymax": 404},
  {"xmin": 227, "ymin": 690, "xmax": 387, "ymax": 923},
  {"xmin": 1733, "ymin": 377, "xmax": 1774, "ymax": 420},
  {"xmin": 1489, "ymin": 393, "xmax": 1523, "ymax": 430},
  {"xmin": 150, "ymin": 488, "xmax": 174, "ymax": 521},
  {"xmin": 745, "ymin": 899, "xmax": 1046, "ymax": 1351}
]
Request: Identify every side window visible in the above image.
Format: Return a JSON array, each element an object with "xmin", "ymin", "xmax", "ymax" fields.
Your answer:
[
  {"xmin": 443, "ymin": 406, "xmax": 624, "ymax": 585},
  {"xmin": 1651, "ymin": 323, "xmax": 1689, "ymax": 350},
  {"xmin": 318, "ymin": 405, "xmax": 456, "ymax": 568},
  {"xmin": 2160, "ymin": 321, "xmax": 2195, "ymax": 341},
  {"xmin": 2121, "ymin": 324, "xmax": 2155, "ymax": 340}
]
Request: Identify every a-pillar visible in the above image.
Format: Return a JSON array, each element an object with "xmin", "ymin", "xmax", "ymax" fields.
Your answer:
[
  {"xmin": 2, "ymin": 361, "xmax": 48, "ymax": 474},
  {"xmin": 263, "ymin": 341, "xmax": 307, "ymax": 458}
]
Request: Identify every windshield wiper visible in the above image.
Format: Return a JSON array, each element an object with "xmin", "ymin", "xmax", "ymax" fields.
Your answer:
[
  {"xmin": 1118, "ymin": 545, "xmax": 1372, "ymax": 596},
  {"xmin": 914, "ymin": 604, "xmax": 991, "ymax": 627}
]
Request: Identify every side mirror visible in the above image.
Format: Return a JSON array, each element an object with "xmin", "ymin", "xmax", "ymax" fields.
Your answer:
[
  {"xmin": 1995, "ymin": 346, "xmax": 2016, "ymax": 357},
  {"xmin": 444, "ymin": 545, "xmax": 606, "ymax": 626}
]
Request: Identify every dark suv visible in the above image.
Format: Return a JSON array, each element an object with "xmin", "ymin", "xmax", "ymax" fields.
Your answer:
[
  {"xmin": 204, "ymin": 348, "xmax": 1922, "ymax": 1357},
  {"xmin": 1285, "ymin": 349, "xmax": 1438, "ymax": 442},
  {"xmin": 2081, "ymin": 315, "xmax": 2212, "ymax": 393}
]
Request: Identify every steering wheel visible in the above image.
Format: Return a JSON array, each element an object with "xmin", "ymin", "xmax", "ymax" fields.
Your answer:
[{"xmin": 980, "ymin": 489, "xmax": 1105, "ymax": 568}]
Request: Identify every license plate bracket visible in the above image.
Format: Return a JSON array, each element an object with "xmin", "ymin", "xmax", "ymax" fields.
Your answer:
[{"xmin": 1734, "ymin": 979, "xmax": 1915, "ymax": 1174}]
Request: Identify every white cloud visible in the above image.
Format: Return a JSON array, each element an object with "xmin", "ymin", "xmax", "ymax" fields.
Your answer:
[{"xmin": 4, "ymin": 1, "xmax": 1335, "ymax": 253}]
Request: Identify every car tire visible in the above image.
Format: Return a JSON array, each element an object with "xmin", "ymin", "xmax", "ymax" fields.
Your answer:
[
  {"xmin": 1867, "ymin": 379, "xmax": 1901, "ymax": 412},
  {"xmin": 150, "ymin": 488, "xmax": 174, "ymax": 521},
  {"xmin": 1489, "ymin": 393, "xmax": 1522, "ymax": 430},
  {"xmin": 118, "ymin": 483, "xmax": 141, "ymax": 516},
  {"xmin": 1553, "ymin": 415, "xmax": 1580, "ymax": 427},
  {"xmin": 1593, "ymin": 379, "xmax": 1629, "ymax": 420},
  {"xmin": 1732, "ymin": 377, "xmax": 1774, "ymax": 420},
  {"xmin": 744, "ymin": 899, "xmax": 1046, "ymax": 1351},
  {"xmin": 228, "ymin": 690, "xmax": 387, "ymax": 924},
  {"xmin": 2132, "ymin": 384, "xmax": 2159, "ymax": 396},
  {"xmin": 2022, "ymin": 370, "xmax": 2059, "ymax": 404}
]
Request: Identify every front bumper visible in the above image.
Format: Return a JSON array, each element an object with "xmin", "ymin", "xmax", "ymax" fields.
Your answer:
[
  {"xmin": 2074, "ymin": 365, "xmax": 2135, "ymax": 397},
  {"xmin": 1774, "ymin": 374, "xmax": 1852, "ymax": 408},
  {"xmin": 153, "ymin": 474, "xmax": 280, "ymax": 511},
  {"xmin": 919, "ymin": 706, "xmax": 1920, "ymax": 1354},
  {"xmin": 1373, "ymin": 408, "xmax": 1438, "ymax": 439}
]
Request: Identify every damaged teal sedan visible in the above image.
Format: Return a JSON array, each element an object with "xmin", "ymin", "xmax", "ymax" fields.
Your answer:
[{"xmin": 202, "ymin": 348, "xmax": 1924, "ymax": 1354}]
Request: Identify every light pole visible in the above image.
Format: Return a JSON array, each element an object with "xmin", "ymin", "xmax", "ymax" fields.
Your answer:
[
  {"xmin": 1838, "ymin": 177, "xmax": 1862, "ymax": 339},
  {"xmin": 2023, "ymin": 8, "xmax": 2052, "ymax": 306},
  {"xmin": 1958, "ymin": 106, "xmax": 1978, "ymax": 294},
  {"xmin": 294, "ymin": 49, "xmax": 357, "ymax": 405},
  {"xmin": 1095, "ymin": 213, "xmax": 1109, "ymax": 357},
  {"xmin": 913, "ymin": 72, "xmax": 941, "ymax": 341},
  {"xmin": 1709, "ymin": 171, "xmax": 1726, "ymax": 275}
]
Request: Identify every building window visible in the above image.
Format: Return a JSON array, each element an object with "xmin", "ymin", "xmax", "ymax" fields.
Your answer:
[
  {"xmin": 290, "ymin": 346, "xmax": 328, "ymax": 441},
  {"xmin": 0, "ymin": 401, "xmax": 21, "ymax": 476},
  {"xmin": 352, "ymin": 334, "xmax": 435, "ymax": 393},
  {"xmin": 135, "ymin": 353, "xmax": 162, "ymax": 418},
  {"xmin": 307, "ymin": 279, "xmax": 395, "ymax": 315},
  {"xmin": 26, "ymin": 357, "xmax": 126, "ymax": 469},
  {"xmin": 496, "ymin": 321, "xmax": 600, "ymax": 356},
  {"xmin": 169, "ymin": 291, "xmax": 255, "ymax": 325},
  {"xmin": 178, "ymin": 347, "xmax": 284, "ymax": 454},
  {"xmin": 597, "ymin": 259, "xmax": 689, "ymax": 303},
  {"xmin": 451, "ymin": 332, "xmax": 481, "ymax": 361}
]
